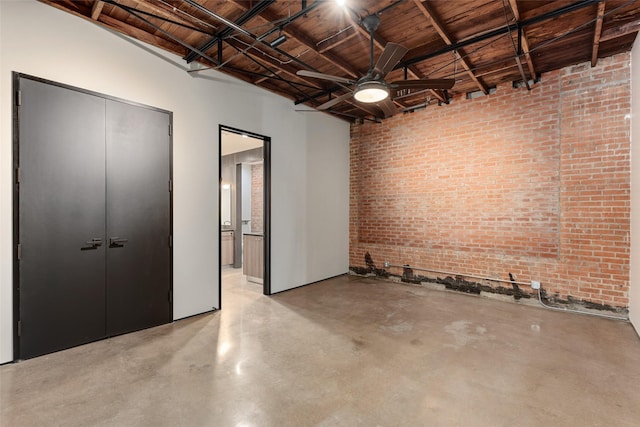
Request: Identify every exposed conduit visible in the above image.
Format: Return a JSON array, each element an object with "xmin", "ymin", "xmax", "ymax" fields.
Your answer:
[
  {"xmin": 383, "ymin": 262, "xmax": 531, "ymax": 287},
  {"xmin": 383, "ymin": 263, "xmax": 629, "ymax": 321},
  {"xmin": 536, "ymin": 289, "xmax": 629, "ymax": 321}
]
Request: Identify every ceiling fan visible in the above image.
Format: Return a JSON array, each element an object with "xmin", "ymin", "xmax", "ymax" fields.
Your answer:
[{"xmin": 297, "ymin": 13, "xmax": 455, "ymax": 117}]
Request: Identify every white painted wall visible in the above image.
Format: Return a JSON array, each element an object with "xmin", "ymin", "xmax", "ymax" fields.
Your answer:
[
  {"xmin": 0, "ymin": 0, "xmax": 350, "ymax": 363},
  {"xmin": 630, "ymin": 37, "xmax": 640, "ymax": 333}
]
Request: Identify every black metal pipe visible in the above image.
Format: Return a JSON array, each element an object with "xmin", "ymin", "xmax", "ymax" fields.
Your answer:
[
  {"xmin": 103, "ymin": 1, "xmax": 213, "ymax": 35},
  {"xmin": 517, "ymin": 26, "xmax": 523, "ymax": 55},
  {"xmin": 184, "ymin": 0, "xmax": 322, "ymax": 71},
  {"xmin": 294, "ymin": 85, "xmax": 344, "ymax": 104},
  {"xmin": 227, "ymin": 42, "xmax": 316, "ymax": 99},
  {"xmin": 398, "ymin": 0, "xmax": 600, "ymax": 69},
  {"xmin": 222, "ymin": 66, "xmax": 319, "ymax": 90},
  {"xmin": 184, "ymin": 0, "xmax": 275, "ymax": 63},
  {"xmin": 104, "ymin": 1, "xmax": 221, "ymax": 66}
]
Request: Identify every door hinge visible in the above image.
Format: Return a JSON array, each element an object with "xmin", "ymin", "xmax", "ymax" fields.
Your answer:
[
  {"xmin": 168, "ymin": 179, "xmax": 172, "ymax": 192},
  {"xmin": 168, "ymin": 235, "xmax": 172, "ymax": 248},
  {"xmin": 17, "ymin": 320, "xmax": 21, "ymax": 337},
  {"xmin": 15, "ymin": 167, "xmax": 21, "ymax": 184},
  {"xmin": 16, "ymin": 90, "xmax": 22, "ymax": 107},
  {"xmin": 17, "ymin": 243, "xmax": 21, "ymax": 261},
  {"xmin": 168, "ymin": 124, "xmax": 172, "ymax": 136},
  {"xmin": 168, "ymin": 290, "xmax": 173, "ymax": 303}
]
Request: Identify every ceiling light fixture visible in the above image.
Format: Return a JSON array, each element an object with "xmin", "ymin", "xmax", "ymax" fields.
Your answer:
[
  {"xmin": 270, "ymin": 34, "xmax": 287, "ymax": 48},
  {"xmin": 353, "ymin": 80, "xmax": 389, "ymax": 103},
  {"xmin": 335, "ymin": 0, "xmax": 346, "ymax": 6}
]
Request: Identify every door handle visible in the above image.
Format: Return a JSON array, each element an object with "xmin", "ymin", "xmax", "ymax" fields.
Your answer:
[
  {"xmin": 109, "ymin": 237, "xmax": 128, "ymax": 248},
  {"xmin": 82, "ymin": 238, "xmax": 103, "ymax": 250}
]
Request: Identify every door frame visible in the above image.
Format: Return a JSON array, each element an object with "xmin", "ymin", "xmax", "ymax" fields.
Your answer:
[
  {"xmin": 218, "ymin": 125, "xmax": 271, "ymax": 307},
  {"xmin": 12, "ymin": 72, "xmax": 174, "ymax": 360}
]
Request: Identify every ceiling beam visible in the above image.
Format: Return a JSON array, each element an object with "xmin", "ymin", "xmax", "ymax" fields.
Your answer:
[
  {"xmin": 255, "ymin": 69, "xmax": 282, "ymax": 84},
  {"xmin": 95, "ymin": 12, "xmax": 186, "ymax": 55},
  {"xmin": 227, "ymin": 43, "xmax": 325, "ymax": 100},
  {"xmin": 507, "ymin": 0, "xmax": 537, "ymax": 80},
  {"xmin": 240, "ymin": 49, "xmax": 324, "ymax": 90},
  {"xmin": 279, "ymin": 27, "xmax": 360, "ymax": 78},
  {"xmin": 600, "ymin": 18, "xmax": 640, "ymax": 41},
  {"xmin": 40, "ymin": 0, "xmax": 187, "ymax": 56},
  {"xmin": 127, "ymin": 0, "xmax": 210, "ymax": 32},
  {"xmin": 91, "ymin": 1, "xmax": 104, "ymax": 20},
  {"xmin": 100, "ymin": 0, "xmax": 214, "ymax": 35},
  {"xmin": 318, "ymin": 29, "xmax": 358, "ymax": 53},
  {"xmin": 412, "ymin": 0, "xmax": 488, "ymax": 94},
  {"xmin": 401, "ymin": 0, "xmax": 601, "ymax": 69},
  {"xmin": 591, "ymin": 1, "xmax": 606, "ymax": 67},
  {"xmin": 106, "ymin": 1, "xmax": 221, "ymax": 66},
  {"xmin": 184, "ymin": 0, "xmax": 275, "ymax": 63},
  {"xmin": 228, "ymin": 1, "xmax": 361, "ymax": 79},
  {"xmin": 214, "ymin": 0, "xmax": 368, "ymax": 115}
]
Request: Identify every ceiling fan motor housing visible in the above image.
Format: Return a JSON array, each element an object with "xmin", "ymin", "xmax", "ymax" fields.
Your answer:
[{"xmin": 362, "ymin": 14, "xmax": 381, "ymax": 33}]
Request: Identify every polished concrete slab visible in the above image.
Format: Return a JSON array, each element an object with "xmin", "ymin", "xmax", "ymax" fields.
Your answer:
[{"xmin": 1, "ymin": 270, "xmax": 639, "ymax": 426}]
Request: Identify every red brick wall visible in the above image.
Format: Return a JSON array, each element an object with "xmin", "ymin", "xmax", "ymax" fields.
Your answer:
[
  {"xmin": 350, "ymin": 53, "xmax": 631, "ymax": 308},
  {"xmin": 251, "ymin": 163, "xmax": 264, "ymax": 233}
]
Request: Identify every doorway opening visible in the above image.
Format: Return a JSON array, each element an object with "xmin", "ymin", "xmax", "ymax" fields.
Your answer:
[{"xmin": 219, "ymin": 126, "xmax": 271, "ymax": 306}]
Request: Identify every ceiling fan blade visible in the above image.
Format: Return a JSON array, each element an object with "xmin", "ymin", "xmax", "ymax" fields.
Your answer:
[
  {"xmin": 296, "ymin": 70, "xmax": 354, "ymax": 85},
  {"xmin": 316, "ymin": 92, "xmax": 353, "ymax": 110},
  {"xmin": 376, "ymin": 97, "xmax": 397, "ymax": 118},
  {"xmin": 389, "ymin": 79, "xmax": 455, "ymax": 90},
  {"xmin": 373, "ymin": 43, "xmax": 408, "ymax": 78}
]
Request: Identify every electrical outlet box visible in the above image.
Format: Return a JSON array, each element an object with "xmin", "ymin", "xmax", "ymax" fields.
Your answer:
[
  {"xmin": 384, "ymin": 261, "xmax": 390, "ymax": 268},
  {"xmin": 530, "ymin": 280, "xmax": 541, "ymax": 290}
]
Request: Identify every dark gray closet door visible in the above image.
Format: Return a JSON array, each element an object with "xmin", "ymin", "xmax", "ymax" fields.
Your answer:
[
  {"xmin": 105, "ymin": 100, "xmax": 172, "ymax": 335},
  {"xmin": 18, "ymin": 79, "xmax": 107, "ymax": 359}
]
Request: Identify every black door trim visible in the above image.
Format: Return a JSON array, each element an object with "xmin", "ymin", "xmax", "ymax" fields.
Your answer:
[
  {"xmin": 12, "ymin": 72, "xmax": 21, "ymax": 361},
  {"xmin": 12, "ymin": 72, "xmax": 173, "ymax": 361},
  {"xmin": 218, "ymin": 125, "xmax": 271, "ymax": 308}
]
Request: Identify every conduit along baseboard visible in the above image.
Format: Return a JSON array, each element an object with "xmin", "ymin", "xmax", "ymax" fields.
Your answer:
[{"xmin": 350, "ymin": 257, "xmax": 629, "ymax": 321}]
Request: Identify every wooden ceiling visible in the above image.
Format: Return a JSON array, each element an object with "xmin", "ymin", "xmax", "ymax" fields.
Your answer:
[{"xmin": 41, "ymin": 0, "xmax": 640, "ymax": 121}]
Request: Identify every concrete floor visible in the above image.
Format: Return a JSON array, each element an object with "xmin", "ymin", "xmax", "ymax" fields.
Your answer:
[{"xmin": 1, "ymin": 270, "xmax": 639, "ymax": 427}]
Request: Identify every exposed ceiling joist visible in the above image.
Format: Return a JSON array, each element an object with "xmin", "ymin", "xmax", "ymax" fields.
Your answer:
[
  {"xmin": 44, "ymin": 1, "xmax": 182, "ymax": 56},
  {"xmin": 591, "ymin": 1, "xmax": 607, "ymax": 67},
  {"xmin": 40, "ymin": 0, "xmax": 639, "ymax": 122},
  {"xmin": 413, "ymin": 0, "xmax": 489, "ymax": 94},
  {"xmin": 600, "ymin": 17, "xmax": 640, "ymax": 41},
  {"xmin": 241, "ymin": 48, "xmax": 323, "ymax": 90},
  {"xmin": 245, "ymin": 4, "xmax": 361, "ymax": 79},
  {"xmin": 128, "ymin": 0, "xmax": 206, "ymax": 31},
  {"xmin": 401, "ymin": 0, "xmax": 602, "ymax": 69},
  {"xmin": 507, "ymin": 0, "xmax": 537, "ymax": 80},
  {"xmin": 228, "ymin": 44, "xmax": 323, "ymax": 100},
  {"xmin": 106, "ymin": 0, "xmax": 220, "ymax": 66},
  {"xmin": 91, "ymin": 1, "xmax": 104, "ymax": 21},
  {"xmin": 318, "ymin": 29, "xmax": 358, "ymax": 53},
  {"xmin": 255, "ymin": 69, "xmax": 282, "ymax": 84},
  {"xmin": 184, "ymin": 0, "xmax": 275, "ymax": 64}
]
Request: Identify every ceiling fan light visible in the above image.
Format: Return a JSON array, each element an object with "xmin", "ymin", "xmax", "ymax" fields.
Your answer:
[{"xmin": 353, "ymin": 81, "xmax": 389, "ymax": 103}]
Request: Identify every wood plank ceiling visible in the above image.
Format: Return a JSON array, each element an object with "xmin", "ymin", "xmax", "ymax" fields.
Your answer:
[{"xmin": 40, "ymin": 0, "xmax": 640, "ymax": 122}]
